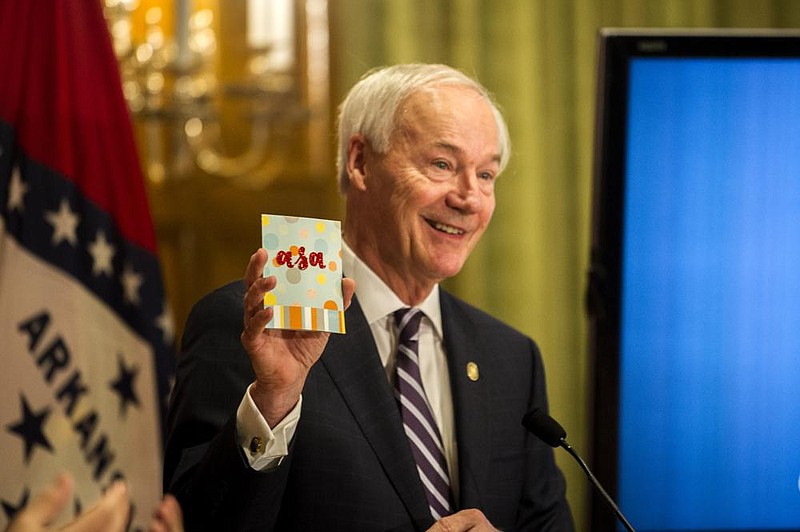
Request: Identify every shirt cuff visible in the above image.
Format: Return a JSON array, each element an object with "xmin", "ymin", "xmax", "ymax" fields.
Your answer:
[{"xmin": 236, "ymin": 383, "xmax": 302, "ymax": 471}]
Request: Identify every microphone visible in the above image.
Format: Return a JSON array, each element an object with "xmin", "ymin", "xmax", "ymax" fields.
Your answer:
[{"xmin": 522, "ymin": 408, "xmax": 636, "ymax": 532}]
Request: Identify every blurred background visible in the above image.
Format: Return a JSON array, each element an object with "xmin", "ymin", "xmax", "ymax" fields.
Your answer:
[{"xmin": 103, "ymin": 1, "xmax": 800, "ymax": 528}]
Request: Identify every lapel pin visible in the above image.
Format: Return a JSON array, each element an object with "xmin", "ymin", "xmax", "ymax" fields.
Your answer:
[{"xmin": 466, "ymin": 361, "xmax": 479, "ymax": 382}]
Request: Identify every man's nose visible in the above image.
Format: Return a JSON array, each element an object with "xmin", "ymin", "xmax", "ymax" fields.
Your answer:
[{"xmin": 446, "ymin": 170, "xmax": 482, "ymax": 212}]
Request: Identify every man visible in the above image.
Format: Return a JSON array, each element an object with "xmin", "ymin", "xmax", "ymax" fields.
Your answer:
[{"xmin": 164, "ymin": 64, "xmax": 574, "ymax": 531}]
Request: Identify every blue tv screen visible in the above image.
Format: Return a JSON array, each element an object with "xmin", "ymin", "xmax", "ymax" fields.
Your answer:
[{"xmin": 589, "ymin": 30, "xmax": 800, "ymax": 531}]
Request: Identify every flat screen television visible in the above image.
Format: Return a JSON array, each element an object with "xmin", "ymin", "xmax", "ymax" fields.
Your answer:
[{"xmin": 588, "ymin": 29, "xmax": 800, "ymax": 531}]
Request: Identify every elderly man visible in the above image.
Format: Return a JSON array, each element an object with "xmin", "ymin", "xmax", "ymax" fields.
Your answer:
[{"xmin": 164, "ymin": 63, "xmax": 574, "ymax": 531}]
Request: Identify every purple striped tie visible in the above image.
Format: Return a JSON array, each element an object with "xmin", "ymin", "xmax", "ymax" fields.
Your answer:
[{"xmin": 393, "ymin": 308, "xmax": 452, "ymax": 521}]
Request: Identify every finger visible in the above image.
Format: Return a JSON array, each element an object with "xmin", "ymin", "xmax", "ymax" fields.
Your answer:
[
  {"xmin": 244, "ymin": 248, "xmax": 268, "ymax": 288},
  {"xmin": 426, "ymin": 509, "xmax": 492, "ymax": 532},
  {"xmin": 156, "ymin": 495, "xmax": 184, "ymax": 532},
  {"xmin": 62, "ymin": 481, "xmax": 130, "ymax": 532},
  {"xmin": 243, "ymin": 275, "xmax": 277, "ymax": 321},
  {"xmin": 241, "ymin": 307, "xmax": 275, "ymax": 346},
  {"xmin": 342, "ymin": 278, "xmax": 356, "ymax": 310},
  {"xmin": 148, "ymin": 494, "xmax": 184, "ymax": 532},
  {"xmin": 10, "ymin": 472, "xmax": 73, "ymax": 528}
]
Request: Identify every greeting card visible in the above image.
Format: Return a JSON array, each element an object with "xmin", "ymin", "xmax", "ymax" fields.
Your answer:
[{"xmin": 261, "ymin": 214, "xmax": 345, "ymax": 333}]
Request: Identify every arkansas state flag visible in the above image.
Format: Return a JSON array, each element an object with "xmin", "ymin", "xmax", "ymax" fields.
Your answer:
[{"xmin": 0, "ymin": 1, "xmax": 174, "ymax": 529}]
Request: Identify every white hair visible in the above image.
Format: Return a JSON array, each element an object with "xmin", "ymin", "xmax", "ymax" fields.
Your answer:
[{"xmin": 336, "ymin": 63, "xmax": 511, "ymax": 193}]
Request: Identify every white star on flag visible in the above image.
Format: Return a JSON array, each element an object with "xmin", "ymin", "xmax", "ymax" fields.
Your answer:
[
  {"xmin": 122, "ymin": 263, "xmax": 143, "ymax": 306},
  {"xmin": 45, "ymin": 198, "xmax": 80, "ymax": 247},
  {"xmin": 7, "ymin": 165, "xmax": 26, "ymax": 212},
  {"xmin": 88, "ymin": 230, "xmax": 115, "ymax": 277},
  {"xmin": 156, "ymin": 302, "xmax": 175, "ymax": 345}
]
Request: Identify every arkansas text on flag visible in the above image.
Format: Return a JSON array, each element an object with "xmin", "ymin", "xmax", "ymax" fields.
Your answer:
[{"xmin": 0, "ymin": 2, "xmax": 174, "ymax": 529}]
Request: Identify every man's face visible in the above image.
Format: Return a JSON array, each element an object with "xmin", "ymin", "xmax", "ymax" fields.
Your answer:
[{"xmin": 350, "ymin": 84, "xmax": 501, "ymax": 291}]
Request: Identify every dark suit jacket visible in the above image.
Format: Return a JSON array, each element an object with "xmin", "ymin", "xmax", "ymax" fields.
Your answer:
[{"xmin": 164, "ymin": 280, "xmax": 573, "ymax": 531}]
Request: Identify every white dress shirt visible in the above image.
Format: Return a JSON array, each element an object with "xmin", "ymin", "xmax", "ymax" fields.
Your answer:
[{"xmin": 236, "ymin": 242, "xmax": 459, "ymax": 500}]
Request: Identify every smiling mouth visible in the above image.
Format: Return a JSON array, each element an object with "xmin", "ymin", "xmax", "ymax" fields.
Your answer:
[{"xmin": 426, "ymin": 219, "xmax": 465, "ymax": 235}]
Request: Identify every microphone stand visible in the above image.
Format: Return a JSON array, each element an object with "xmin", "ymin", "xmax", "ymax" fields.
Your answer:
[{"xmin": 558, "ymin": 437, "xmax": 636, "ymax": 532}]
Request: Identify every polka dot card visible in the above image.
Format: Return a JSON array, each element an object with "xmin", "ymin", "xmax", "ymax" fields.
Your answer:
[{"xmin": 261, "ymin": 214, "xmax": 345, "ymax": 333}]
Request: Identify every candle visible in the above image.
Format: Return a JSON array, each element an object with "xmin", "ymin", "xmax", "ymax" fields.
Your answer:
[
  {"xmin": 175, "ymin": 0, "xmax": 191, "ymax": 69},
  {"xmin": 247, "ymin": 0, "xmax": 271, "ymax": 49}
]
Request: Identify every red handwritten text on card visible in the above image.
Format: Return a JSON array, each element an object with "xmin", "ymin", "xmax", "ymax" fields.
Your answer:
[{"xmin": 275, "ymin": 247, "xmax": 326, "ymax": 270}]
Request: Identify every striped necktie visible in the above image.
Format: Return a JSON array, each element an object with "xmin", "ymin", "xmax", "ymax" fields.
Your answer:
[{"xmin": 393, "ymin": 308, "xmax": 452, "ymax": 521}]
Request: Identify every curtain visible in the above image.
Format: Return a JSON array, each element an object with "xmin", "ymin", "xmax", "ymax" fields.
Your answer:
[{"xmin": 328, "ymin": 2, "xmax": 800, "ymax": 528}]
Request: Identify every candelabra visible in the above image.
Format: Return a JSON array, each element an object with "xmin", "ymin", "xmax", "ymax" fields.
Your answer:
[{"xmin": 103, "ymin": 0, "xmax": 328, "ymax": 186}]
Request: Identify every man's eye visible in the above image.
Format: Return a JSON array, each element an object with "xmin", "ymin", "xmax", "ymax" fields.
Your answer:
[
  {"xmin": 478, "ymin": 171, "xmax": 495, "ymax": 181},
  {"xmin": 433, "ymin": 160, "xmax": 450, "ymax": 170}
]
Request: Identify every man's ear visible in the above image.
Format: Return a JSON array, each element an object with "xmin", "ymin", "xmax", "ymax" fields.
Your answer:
[{"xmin": 346, "ymin": 134, "xmax": 369, "ymax": 191}]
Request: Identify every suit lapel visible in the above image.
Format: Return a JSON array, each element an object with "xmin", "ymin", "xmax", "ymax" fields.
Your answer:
[
  {"xmin": 440, "ymin": 292, "xmax": 492, "ymax": 511},
  {"xmin": 320, "ymin": 298, "xmax": 433, "ymax": 529}
]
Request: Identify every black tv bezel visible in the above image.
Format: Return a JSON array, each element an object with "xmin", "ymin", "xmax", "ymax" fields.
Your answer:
[{"xmin": 587, "ymin": 28, "xmax": 800, "ymax": 532}]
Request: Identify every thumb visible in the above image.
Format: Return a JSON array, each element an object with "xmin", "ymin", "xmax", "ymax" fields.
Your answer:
[{"xmin": 61, "ymin": 480, "xmax": 130, "ymax": 532}]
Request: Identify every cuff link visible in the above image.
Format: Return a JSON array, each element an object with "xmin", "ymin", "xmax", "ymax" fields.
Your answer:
[{"xmin": 249, "ymin": 436, "xmax": 265, "ymax": 455}]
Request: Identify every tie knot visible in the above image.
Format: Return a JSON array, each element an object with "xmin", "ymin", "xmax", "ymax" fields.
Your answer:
[{"xmin": 394, "ymin": 307, "xmax": 423, "ymax": 344}]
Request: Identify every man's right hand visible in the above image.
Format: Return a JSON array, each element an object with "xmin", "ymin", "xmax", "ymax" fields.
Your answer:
[{"xmin": 241, "ymin": 248, "xmax": 356, "ymax": 426}]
